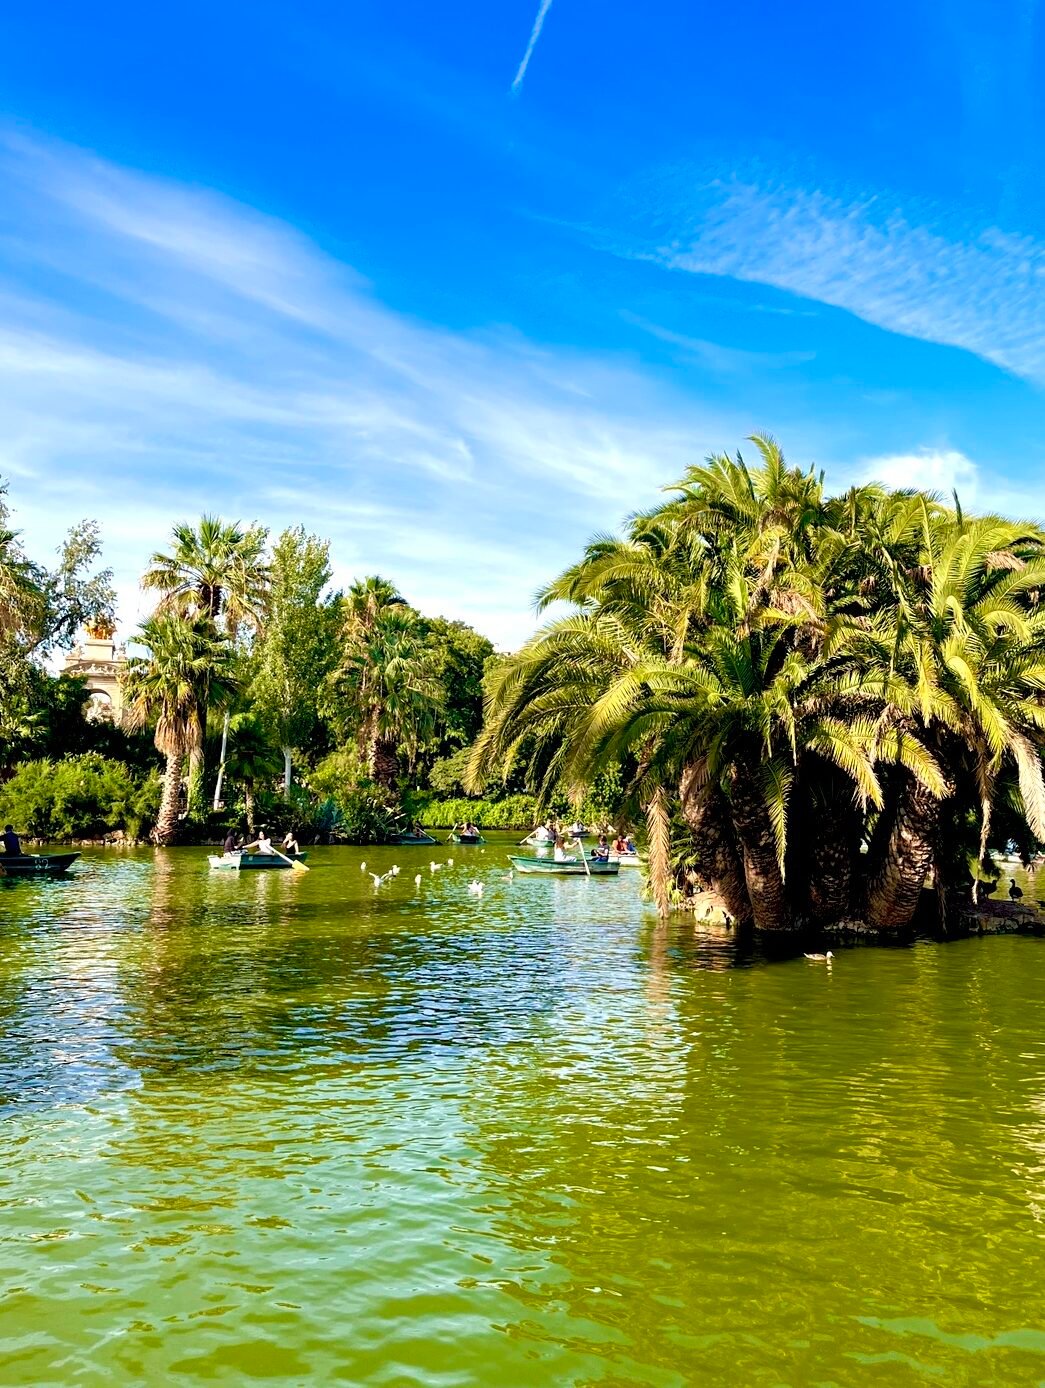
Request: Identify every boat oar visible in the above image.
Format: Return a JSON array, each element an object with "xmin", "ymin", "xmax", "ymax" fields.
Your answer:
[
  {"xmin": 273, "ymin": 846, "xmax": 309, "ymax": 873},
  {"xmin": 574, "ymin": 837, "xmax": 591, "ymax": 877}
]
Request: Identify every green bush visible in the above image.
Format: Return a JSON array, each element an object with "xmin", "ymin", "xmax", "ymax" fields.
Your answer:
[
  {"xmin": 427, "ymin": 745, "xmax": 477, "ymax": 797},
  {"xmin": 419, "ymin": 795, "xmax": 538, "ymax": 829},
  {"xmin": 0, "ymin": 754, "xmax": 160, "ymax": 841}
]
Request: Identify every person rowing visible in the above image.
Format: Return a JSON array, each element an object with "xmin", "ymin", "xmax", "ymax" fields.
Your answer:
[
  {"xmin": 242, "ymin": 827, "xmax": 275, "ymax": 855},
  {"xmin": 2, "ymin": 824, "xmax": 21, "ymax": 856}
]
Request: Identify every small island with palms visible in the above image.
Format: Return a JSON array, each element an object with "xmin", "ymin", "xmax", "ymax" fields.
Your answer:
[{"xmin": 2, "ymin": 436, "xmax": 1042, "ymax": 940}]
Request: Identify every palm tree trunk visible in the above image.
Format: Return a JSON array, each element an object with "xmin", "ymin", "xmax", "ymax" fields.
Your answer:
[
  {"xmin": 282, "ymin": 747, "xmax": 293, "ymax": 799},
  {"xmin": 369, "ymin": 736, "xmax": 398, "ymax": 789},
  {"xmin": 863, "ymin": 776, "xmax": 943, "ymax": 929},
  {"xmin": 728, "ymin": 761, "xmax": 791, "ymax": 931},
  {"xmin": 245, "ymin": 784, "xmax": 256, "ymax": 836},
  {"xmin": 807, "ymin": 802, "xmax": 860, "ymax": 925},
  {"xmin": 679, "ymin": 768, "xmax": 752, "ymax": 924},
  {"xmin": 154, "ymin": 752, "xmax": 183, "ymax": 846}
]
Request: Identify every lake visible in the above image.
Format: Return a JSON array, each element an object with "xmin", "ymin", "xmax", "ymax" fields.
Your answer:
[{"xmin": 2, "ymin": 836, "xmax": 1045, "ymax": 1385}]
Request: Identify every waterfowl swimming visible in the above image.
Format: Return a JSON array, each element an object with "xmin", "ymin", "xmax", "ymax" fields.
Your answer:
[{"xmin": 804, "ymin": 951, "xmax": 834, "ymax": 961}]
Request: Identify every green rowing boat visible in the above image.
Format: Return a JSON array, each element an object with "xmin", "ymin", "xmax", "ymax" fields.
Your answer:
[
  {"xmin": 208, "ymin": 851, "xmax": 309, "ymax": 871},
  {"xmin": 509, "ymin": 854, "xmax": 620, "ymax": 876},
  {"xmin": 0, "ymin": 852, "xmax": 80, "ymax": 877}
]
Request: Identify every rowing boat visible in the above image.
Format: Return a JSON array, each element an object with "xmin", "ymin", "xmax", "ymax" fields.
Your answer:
[
  {"xmin": 611, "ymin": 853, "xmax": 643, "ymax": 868},
  {"xmin": 208, "ymin": 851, "xmax": 309, "ymax": 871},
  {"xmin": 396, "ymin": 832, "xmax": 441, "ymax": 846},
  {"xmin": 450, "ymin": 832, "xmax": 486, "ymax": 845},
  {"xmin": 0, "ymin": 852, "xmax": 79, "ymax": 877},
  {"xmin": 509, "ymin": 854, "xmax": 620, "ymax": 876}
]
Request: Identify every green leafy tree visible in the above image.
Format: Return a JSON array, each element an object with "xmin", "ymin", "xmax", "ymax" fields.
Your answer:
[
  {"xmin": 0, "ymin": 480, "xmax": 115, "ymax": 769},
  {"xmin": 250, "ymin": 527, "xmax": 337, "ymax": 796},
  {"xmin": 421, "ymin": 617, "xmax": 495, "ymax": 759}
]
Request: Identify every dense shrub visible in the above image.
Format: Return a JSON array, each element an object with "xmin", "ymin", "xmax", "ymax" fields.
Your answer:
[
  {"xmin": 0, "ymin": 754, "xmax": 161, "ymax": 841},
  {"xmin": 419, "ymin": 795, "xmax": 538, "ymax": 829},
  {"xmin": 427, "ymin": 745, "xmax": 475, "ymax": 797}
]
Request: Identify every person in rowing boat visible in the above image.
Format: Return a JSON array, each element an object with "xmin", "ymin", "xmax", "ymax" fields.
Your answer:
[
  {"xmin": 612, "ymin": 833, "xmax": 628, "ymax": 855},
  {"xmin": 2, "ymin": 824, "xmax": 21, "ymax": 856},
  {"xmin": 222, "ymin": 828, "xmax": 240, "ymax": 857},
  {"xmin": 553, "ymin": 834, "xmax": 570, "ymax": 863},
  {"xmin": 532, "ymin": 823, "xmax": 552, "ymax": 843},
  {"xmin": 241, "ymin": 827, "xmax": 275, "ymax": 856},
  {"xmin": 282, "ymin": 830, "xmax": 300, "ymax": 856},
  {"xmin": 591, "ymin": 835, "xmax": 611, "ymax": 863},
  {"xmin": 464, "ymin": 821, "xmax": 480, "ymax": 838},
  {"xmin": 569, "ymin": 819, "xmax": 585, "ymax": 838}
]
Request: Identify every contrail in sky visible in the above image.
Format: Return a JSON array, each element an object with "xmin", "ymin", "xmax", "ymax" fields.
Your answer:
[{"xmin": 511, "ymin": 0, "xmax": 555, "ymax": 93}]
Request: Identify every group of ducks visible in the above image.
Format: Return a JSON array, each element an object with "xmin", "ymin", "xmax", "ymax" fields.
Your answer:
[
  {"xmin": 977, "ymin": 877, "xmax": 1030, "ymax": 901},
  {"xmin": 360, "ymin": 856, "xmax": 493, "ymax": 898}
]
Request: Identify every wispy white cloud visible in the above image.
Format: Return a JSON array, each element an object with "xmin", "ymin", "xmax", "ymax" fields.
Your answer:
[
  {"xmin": 511, "ymin": 0, "xmax": 555, "ymax": 94},
  {"xmin": 856, "ymin": 448, "xmax": 980, "ymax": 500},
  {"xmin": 848, "ymin": 447, "xmax": 1044, "ymax": 523},
  {"xmin": 0, "ymin": 129, "xmax": 728, "ymax": 649},
  {"xmin": 648, "ymin": 177, "xmax": 1045, "ymax": 385}
]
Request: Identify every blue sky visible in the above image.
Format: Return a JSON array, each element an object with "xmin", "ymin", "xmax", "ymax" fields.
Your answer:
[{"xmin": 1, "ymin": 1, "xmax": 1044, "ymax": 646}]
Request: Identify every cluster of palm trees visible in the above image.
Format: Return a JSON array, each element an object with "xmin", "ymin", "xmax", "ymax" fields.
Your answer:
[
  {"xmin": 121, "ymin": 521, "xmax": 457, "ymax": 845},
  {"xmin": 472, "ymin": 437, "xmax": 1045, "ymax": 931}
]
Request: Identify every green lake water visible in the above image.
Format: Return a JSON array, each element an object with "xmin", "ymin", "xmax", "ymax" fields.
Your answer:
[{"xmin": 3, "ymin": 837, "xmax": 1045, "ymax": 1386}]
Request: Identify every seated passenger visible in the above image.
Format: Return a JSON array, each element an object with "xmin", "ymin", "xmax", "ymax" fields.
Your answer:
[
  {"xmin": 613, "ymin": 835, "xmax": 628, "ymax": 854},
  {"xmin": 553, "ymin": 836, "xmax": 570, "ymax": 863},
  {"xmin": 222, "ymin": 829, "xmax": 239, "ymax": 856},
  {"xmin": 2, "ymin": 824, "xmax": 21, "ymax": 856},
  {"xmin": 282, "ymin": 830, "xmax": 300, "ymax": 856},
  {"xmin": 591, "ymin": 835, "xmax": 611, "ymax": 862}
]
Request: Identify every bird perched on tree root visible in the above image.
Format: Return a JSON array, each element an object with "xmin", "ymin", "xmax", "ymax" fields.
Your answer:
[{"xmin": 1010, "ymin": 879, "xmax": 1024, "ymax": 901}]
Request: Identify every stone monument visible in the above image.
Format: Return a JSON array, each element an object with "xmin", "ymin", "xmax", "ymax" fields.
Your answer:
[{"xmin": 62, "ymin": 617, "xmax": 128, "ymax": 724}]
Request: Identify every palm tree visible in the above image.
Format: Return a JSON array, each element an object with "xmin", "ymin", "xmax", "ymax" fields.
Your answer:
[
  {"xmin": 860, "ymin": 505, "xmax": 1045, "ymax": 926},
  {"xmin": 143, "ymin": 516, "xmax": 269, "ymax": 630},
  {"xmin": 342, "ymin": 575, "xmax": 406, "ymax": 635},
  {"xmin": 122, "ymin": 615, "xmax": 237, "ymax": 844},
  {"xmin": 222, "ymin": 713, "xmax": 282, "ymax": 836},
  {"xmin": 328, "ymin": 607, "xmax": 442, "ymax": 789},
  {"xmin": 142, "ymin": 516, "xmax": 269, "ymax": 808},
  {"xmin": 473, "ymin": 440, "xmax": 1045, "ymax": 930}
]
